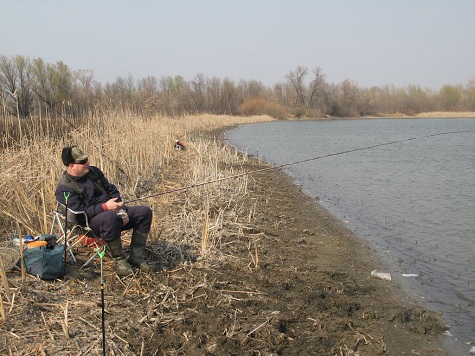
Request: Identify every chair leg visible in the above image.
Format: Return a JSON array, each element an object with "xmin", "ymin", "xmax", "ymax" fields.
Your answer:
[
  {"xmin": 50, "ymin": 214, "xmax": 59, "ymax": 235},
  {"xmin": 80, "ymin": 240, "xmax": 106, "ymax": 269},
  {"xmin": 80, "ymin": 251, "xmax": 97, "ymax": 269},
  {"xmin": 51, "ymin": 214, "xmax": 78, "ymax": 263},
  {"xmin": 65, "ymin": 239, "xmax": 78, "ymax": 263}
]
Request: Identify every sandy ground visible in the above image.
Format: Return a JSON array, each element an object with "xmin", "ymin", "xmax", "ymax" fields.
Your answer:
[{"xmin": 0, "ymin": 130, "xmax": 451, "ymax": 355}]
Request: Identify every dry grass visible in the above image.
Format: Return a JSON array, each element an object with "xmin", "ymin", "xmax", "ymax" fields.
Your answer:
[
  {"xmin": 0, "ymin": 113, "xmax": 274, "ymax": 238},
  {"xmin": 0, "ymin": 112, "xmax": 275, "ymax": 292},
  {"xmin": 0, "ymin": 112, "xmax": 277, "ymax": 353},
  {"xmin": 415, "ymin": 111, "xmax": 475, "ymax": 117},
  {"xmin": 360, "ymin": 111, "xmax": 475, "ymax": 119}
]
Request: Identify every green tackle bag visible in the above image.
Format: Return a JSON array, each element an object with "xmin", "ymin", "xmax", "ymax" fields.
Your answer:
[{"xmin": 21, "ymin": 244, "xmax": 65, "ymax": 280}]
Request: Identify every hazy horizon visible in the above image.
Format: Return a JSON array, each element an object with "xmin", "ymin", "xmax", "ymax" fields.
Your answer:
[{"xmin": 2, "ymin": 0, "xmax": 474, "ymax": 89}]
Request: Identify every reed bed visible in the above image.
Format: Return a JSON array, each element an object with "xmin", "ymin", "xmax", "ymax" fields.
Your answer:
[
  {"xmin": 0, "ymin": 112, "xmax": 280, "ymax": 354},
  {"xmin": 0, "ymin": 112, "xmax": 274, "ymax": 272},
  {"xmin": 0, "ymin": 113, "xmax": 273, "ymax": 237},
  {"xmin": 415, "ymin": 111, "xmax": 475, "ymax": 117}
]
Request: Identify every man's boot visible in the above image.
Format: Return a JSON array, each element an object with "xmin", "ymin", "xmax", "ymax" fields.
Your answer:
[
  {"xmin": 128, "ymin": 231, "xmax": 152, "ymax": 272},
  {"xmin": 106, "ymin": 238, "xmax": 133, "ymax": 276}
]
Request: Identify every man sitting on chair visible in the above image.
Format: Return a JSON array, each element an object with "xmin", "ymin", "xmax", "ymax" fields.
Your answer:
[{"xmin": 55, "ymin": 146, "xmax": 153, "ymax": 276}]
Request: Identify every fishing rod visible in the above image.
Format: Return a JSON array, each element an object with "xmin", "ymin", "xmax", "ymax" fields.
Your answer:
[
  {"xmin": 125, "ymin": 130, "xmax": 475, "ymax": 204},
  {"xmin": 28, "ymin": 85, "xmax": 130, "ymax": 179},
  {"xmin": 97, "ymin": 246, "xmax": 107, "ymax": 356}
]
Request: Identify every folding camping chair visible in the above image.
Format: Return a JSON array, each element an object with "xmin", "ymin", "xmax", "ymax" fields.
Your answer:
[{"xmin": 50, "ymin": 202, "xmax": 106, "ymax": 268}]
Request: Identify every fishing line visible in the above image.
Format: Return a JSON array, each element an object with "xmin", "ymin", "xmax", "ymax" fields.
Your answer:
[
  {"xmin": 125, "ymin": 130, "xmax": 475, "ymax": 204},
  {"xmin": 29, "ymin": 85, "xmax": 130, "ymax": 178}
]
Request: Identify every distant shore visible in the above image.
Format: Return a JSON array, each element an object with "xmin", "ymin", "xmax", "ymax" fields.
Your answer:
[
  {"xmin": 364, "ymin": 111, "xmax": 475, "ymax": 119},
  {"xmin": 287, "ymin": 111, "xmax": 475, "ymax": 121}
]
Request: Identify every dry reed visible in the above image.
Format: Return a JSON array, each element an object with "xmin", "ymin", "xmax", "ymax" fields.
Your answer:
[
  {"xmin": 0, "ymin": 112, "xmax": 276, "ymax": 349},
  {"xmin": 0, "ymin": 113, "xmax": 273, "ymax": 239}
]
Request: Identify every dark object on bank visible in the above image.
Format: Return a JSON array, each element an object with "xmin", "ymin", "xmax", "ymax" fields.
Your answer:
[{"xmin": 174, "ymin": 139, "xmax": 186, "ymax": 150}]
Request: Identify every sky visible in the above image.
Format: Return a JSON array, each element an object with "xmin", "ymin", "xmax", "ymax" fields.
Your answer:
[{"xmin": 1, "ymin": 0, "xmax": 474, "ymax": 89}]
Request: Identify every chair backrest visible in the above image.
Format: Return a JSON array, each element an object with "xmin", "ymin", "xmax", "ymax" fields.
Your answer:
[{"xmin": 55, "ymin": 202, "xmax": 89, "ymax": 228}]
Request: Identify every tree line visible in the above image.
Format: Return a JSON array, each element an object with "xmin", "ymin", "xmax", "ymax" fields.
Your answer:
[{"xmin": 1, "ymin": 54, "xmax": 475, "ymax": 119}]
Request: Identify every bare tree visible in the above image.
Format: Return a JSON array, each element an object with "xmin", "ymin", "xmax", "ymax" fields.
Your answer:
[
  {"xmin": 207, "ymin": 76, "xmax": 223, "ymax": 114},
  {"xmin": 327, "ymin": 80, "xmax": 361, "ymax": 117},
  {"xmin": 158, "ymin": 75, "xmax": 187, "ymax": 116},
  {"xmin": 464, "ymin": 78, "xmax": 475, "ymax": 110},
  {"xmin": 31, "ymin": 57, "xmax": 52, "ymax": 116},
  {"xmin": 286, "ymin": 66, "xmax": 308, "ymax": 107},
  {"xmin": 72, "ymin": 69, "xmax": 97, "ymax": 115},
  {"xmin": 4, "ymin": 53, "xmax": 475, "ymax": 120},
  {"xmin": 439, "ymin": 84, "xmax": 462, "ymax": 111},
  {"xmin": 0, "ymin": 55, "xmax": 17, "ymax": 116},
  {"xmin": 110, "ymin": 74, "xmax": 137, "ymax": 111},
  {"xmin": 190, "ymin": 74, "xmax": 206, "ymax": 112},
  {"xmin": 74, "ymin": 69, "xmax": 95, "ymax": 90},
  {"xmin": 15, "ymin": 56, "xmax": 35, "ymax": 116},
  {"xmin": 137, "ymin": 76, "xmax": 160, "ymax": 115},
  {"xmin": 308, "ymin": 67, "xmax": 328, "ymax": 115},
  {"xmin": 221, "ymin": 78, "xmax": 238, "ymax": 114},
  {"xmin": 0, "ymin": 74, "xmax": 6, "ymax": 117},
  {"xmin": 0, "ymin": 55, "xmax": 35, "ymax": 117}
]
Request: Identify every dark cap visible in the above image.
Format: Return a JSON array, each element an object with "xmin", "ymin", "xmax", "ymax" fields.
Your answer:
[{"xmin": 61, "ymin": 146, "xmax": 89, "ymax": 166}]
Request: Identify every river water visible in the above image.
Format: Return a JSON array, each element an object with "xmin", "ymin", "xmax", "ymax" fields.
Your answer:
[{"xmin": 226, "ymin": 118, "xmax": 475, "ymax": 353}]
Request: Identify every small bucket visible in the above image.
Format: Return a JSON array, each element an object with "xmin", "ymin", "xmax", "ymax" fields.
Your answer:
[{"xmin": 26, "ymin": 240, "xmax": 48, "ymax": 248}]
